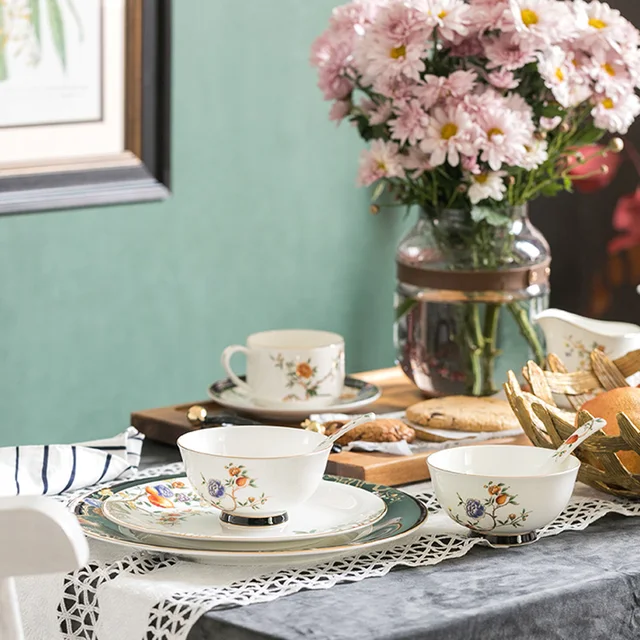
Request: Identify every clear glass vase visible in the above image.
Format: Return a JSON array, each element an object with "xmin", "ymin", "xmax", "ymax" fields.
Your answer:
[{"xmin": 394, "ymin": 205, "xmax": 550, "ymax": 397}]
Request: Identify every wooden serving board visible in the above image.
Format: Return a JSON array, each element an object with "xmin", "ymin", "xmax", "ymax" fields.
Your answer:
[{"xmin": 131, "ymin": 367, "xmax": 528, "ymax": 486}]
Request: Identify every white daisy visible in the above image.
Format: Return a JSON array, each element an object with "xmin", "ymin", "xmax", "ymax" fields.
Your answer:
[
  {"xmin": 420, "ymin": 105, "xmax": 479, "ymax": 167},
  {"xmin": 467, "ymin": 171, "xmax": 507, "ymax": 204}
]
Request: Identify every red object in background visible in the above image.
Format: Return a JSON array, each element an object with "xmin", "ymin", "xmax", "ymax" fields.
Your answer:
[
  {"xmin": 609, "ymin": 188, "xmax": 640, "ymax": 253},
  {"xmin": 567, "ymin": 144, "xmax": 623, "ymax": 193}
]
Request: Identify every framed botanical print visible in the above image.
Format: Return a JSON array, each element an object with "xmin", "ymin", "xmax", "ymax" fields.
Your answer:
[{"xmin": 0, "ymin": 0, "xmax": 171, "ymax": 215}]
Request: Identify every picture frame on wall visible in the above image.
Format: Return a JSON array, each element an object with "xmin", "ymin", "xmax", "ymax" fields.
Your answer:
[{"xmin": 0, "ymin": 0, "xmax": 171, "ymax": 215}]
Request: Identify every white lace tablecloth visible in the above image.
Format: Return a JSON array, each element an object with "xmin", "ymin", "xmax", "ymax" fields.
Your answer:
[{"xmin": 15, "ymin": 462, "xmax": 640, "ymax": 640}]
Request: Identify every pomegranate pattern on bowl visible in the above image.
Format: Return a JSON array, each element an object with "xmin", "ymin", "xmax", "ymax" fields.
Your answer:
[
  {"xmin": 449, "ymin": 481, "xmax": 531, "ymax": 533},
  {"xmin": 200, "ymin": 464, "xmax": 268, "ymax": 512}
]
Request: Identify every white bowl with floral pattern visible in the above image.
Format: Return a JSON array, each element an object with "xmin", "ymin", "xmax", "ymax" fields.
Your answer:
[
  {"xmin": 177, "ymin": 425, "xmax": 330, "ymax": 525},
  {"xmin": 427, "ymin": 445, "xmax": 580, "ymax": 543}
]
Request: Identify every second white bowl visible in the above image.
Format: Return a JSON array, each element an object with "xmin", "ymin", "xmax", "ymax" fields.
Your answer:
[{"xmin": 427, "ymin": 445, "xmax": 580, "ymax": 542}]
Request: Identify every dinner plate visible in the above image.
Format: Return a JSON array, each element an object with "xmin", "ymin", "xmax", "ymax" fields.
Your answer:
[
  {"xmin": 207, "ymin": 376, "xmax": 381, "ymax": 422},
  {"xmin": 71, "ymin": 474, "xmax": 427, "ymax": 564},
  {"xmin": 102, "ymin": 476, "xmax": 387, "ymax": 543}
]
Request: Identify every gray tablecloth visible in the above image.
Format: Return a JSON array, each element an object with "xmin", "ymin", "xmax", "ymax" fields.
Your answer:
[{"xmin": 142, "ymin": 441, "xmax": 640, "ymax": 640}]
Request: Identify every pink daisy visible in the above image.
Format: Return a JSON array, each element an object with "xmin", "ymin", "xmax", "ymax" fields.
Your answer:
[
  {"xmin": 402, "ymin": 147, "xmax": 433, "ymax": 177},
  {"xmin": 467, "ymin": 0, "xmax": 512, "ymax": 32},
  {"xmin": 357, "ymin": 139, "xmax": 405, "ymax": 186},
  {"xmin": 426, "ymin": 0, "xmax": 473, "ymax": 44},
  {"xmin": 311, "ymin": 33, "xmax": 355, "ymax": 101},
  {"xmin": 476, "ymin": 99, "xmax": 534, "ymax": 170},
  {"xmin": 487, "ymin": 69, "xmax": 520, "ymax": 90},
  {"xmin": 420, "ymin": 105, "xmax": 478, "ymax": 167},
  {"xmin": 360, "ymin": 99, "xmax": 394, "ymax": 125},
  {"xmin": 483, "ymin": 33, "xmax": 537, "ymax": 71},
  {"xmin": 356, "ymin": 1, "xmax": 429, "ymax": 84},
  {"xmin": 390, "ymin": 100, "xmax": 430, "ymax": 145},
  {"xmin": 329, "ymin": 100, "xmax": 352, "ymax": 123},
  {"xmin": 329, "ymin": 0, "xmax": 382, "ymax": 36},
  {"xmin": 539, "ymin": 115, "xmax": 562, "ymax": 131},
  {"xmin": 373, "ymin": 75, "xmax": 417, "ymax": 103}
]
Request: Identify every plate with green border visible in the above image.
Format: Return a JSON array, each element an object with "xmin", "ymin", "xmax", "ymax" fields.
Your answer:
[{"xmin": 71, "ymin": 474, "xmax": 427, "ymax": 563}]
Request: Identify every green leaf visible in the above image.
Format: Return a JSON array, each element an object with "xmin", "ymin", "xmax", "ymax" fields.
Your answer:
[
  {"xmin": 0, "ymin": 5, "xmax": 7, "ymax": 82},
  {"xmin": 540, "ymin": 104, "xmax": 565, "ymax": 119},
  {"xmin": 395, "ymin": 297, "xmax": 418, "ymax": 322},
  {"xmin": 539, "ymin": 182, "xmax": 565, "ymax": 197},
  {"xmin": 30, "ymin": 0, "xmax": 41, "ymax": 43},
  {"xmin": 371, "ymin": 181, "xmax": 386, "ymax": 203},
  {"xmin": 570, "ymin": 126, "xmax": 605, "ymax": 148},
  {"xmin": 470, "ymin": 206, "xmax": 511, "ymax": 227},
  {"xmin": 46, "ymin": 0, "xmax": 66, "ymax": 71}
]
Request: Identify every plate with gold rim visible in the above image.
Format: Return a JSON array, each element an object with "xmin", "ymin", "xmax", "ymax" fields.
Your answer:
[
  {"xmin": 71, "ymin": 474, "xmax": 427, "ymax": 563},
  {"xmin": 207, "ymin": 376, "xmax": 381, "ymax": 422},
  {"xmin": 101, "ymin": 476, "xmax": 387, "ymax": 543}
]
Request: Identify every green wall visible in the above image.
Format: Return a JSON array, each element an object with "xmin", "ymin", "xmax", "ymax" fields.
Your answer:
[{"xmin": 0, "ymin": 0, "xmax": 407, "ymax": 447}]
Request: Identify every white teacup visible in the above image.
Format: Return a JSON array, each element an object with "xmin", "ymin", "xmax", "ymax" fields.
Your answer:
[{"xmin": 221, "ymin": 329, "xmax": 345, "ymax": 408}]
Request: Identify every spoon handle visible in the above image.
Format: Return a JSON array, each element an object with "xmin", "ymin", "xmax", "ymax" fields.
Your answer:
[
  {"xmin": 316, "ymin": 412, "xmax": 376, "ymax": 451},
  {"xmin": 552, "ymin": 417, "xmax": 608, "ymax": 465}
]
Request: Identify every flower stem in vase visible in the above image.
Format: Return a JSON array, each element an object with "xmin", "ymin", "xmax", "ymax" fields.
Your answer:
[
  {"xmin": 507, "ymin": 302, "xmax": 545, "ymax": 366},
  {"xmin": 481, "ymin": 303, "xmax": 502, "ymax": 396},
  {"xmin": 460, "ymin": 302, "xmax": 485, "ymax": 397}
]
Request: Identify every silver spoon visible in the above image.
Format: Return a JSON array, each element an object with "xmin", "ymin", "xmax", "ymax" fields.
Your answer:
[
  {"xmin": 313, "ymin": 412, "xmax": 376, "ymax": 452},
  {"xmin": 538, "ymin": 417, "xmax": 607, "ymax": 473}
]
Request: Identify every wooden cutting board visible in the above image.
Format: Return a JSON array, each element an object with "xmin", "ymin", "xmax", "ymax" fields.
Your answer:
[{"xmin": 131, "ymin": 367, "xmax": 528, "ymax": 486}]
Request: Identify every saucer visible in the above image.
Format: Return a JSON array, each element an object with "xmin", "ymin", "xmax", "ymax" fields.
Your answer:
[
  {"xmin": 207, "ymin": 376, "xmax": 381, "ymax": 421},
  {"xmin": 71, "ymin": 474, "xmax": 427, "ymax": 564},
  {"xmin": 102, "ymin": 476, "xmax": 387, "ymax": 543}
]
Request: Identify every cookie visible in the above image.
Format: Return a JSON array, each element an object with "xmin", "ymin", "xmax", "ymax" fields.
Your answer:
[
  {"xmin": 323, "ymin": 419, "xmax": 416, "ymax": 445},
  {"xmin": 406, "ymin": 396, "xmax": 519, "ymax": 432}
]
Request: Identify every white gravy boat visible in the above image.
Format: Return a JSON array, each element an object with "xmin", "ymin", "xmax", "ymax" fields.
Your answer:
[{"xmin": 535, "ymin": 309, "xmax": 640, "ymax": 372}]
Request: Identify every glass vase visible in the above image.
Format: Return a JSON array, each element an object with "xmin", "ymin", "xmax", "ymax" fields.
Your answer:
[{"xmin": 394, "ymin": 205, "xmax": 550, "ymax": 397}]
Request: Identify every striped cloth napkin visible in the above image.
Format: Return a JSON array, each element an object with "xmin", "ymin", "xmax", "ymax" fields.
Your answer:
[{"xmin": 0, "ymin": 427, "xmax": 144, "ymax": 497}]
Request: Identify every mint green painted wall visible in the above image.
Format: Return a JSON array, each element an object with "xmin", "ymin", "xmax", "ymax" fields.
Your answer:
[{"xmin": 0, "ymin": 0, "xmax": 408, "ymax": 447}]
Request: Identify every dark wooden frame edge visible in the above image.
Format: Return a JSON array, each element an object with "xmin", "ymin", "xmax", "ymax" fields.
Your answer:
[{"xmin": 0, "ymin": 0, "xmax": 172, "ymax": 216}]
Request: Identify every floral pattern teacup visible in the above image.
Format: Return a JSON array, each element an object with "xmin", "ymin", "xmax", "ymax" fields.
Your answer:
[{"xmin": 221, "ymin": 329, "xmax": 345, "ymax": 408}]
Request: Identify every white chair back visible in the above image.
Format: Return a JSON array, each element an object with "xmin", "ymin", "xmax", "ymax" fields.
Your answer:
[{"xmin": 0, "ymin": 498, "xmax": 89, "ymax": 640}]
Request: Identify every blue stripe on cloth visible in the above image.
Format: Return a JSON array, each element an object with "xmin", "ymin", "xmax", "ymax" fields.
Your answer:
[
  {"xmin": 15, "ymin": 447, "xmax": 20, "ymax": 495},
  {"xmin": 97, "ymin": 453, "xmax": 112, "ymax": 483},
  {"xmin": 130, "ymin": 435, "xmax": 145, "ymax": 441},
  {"xmin": 88, "ymin": 445, "xmax": 127, "ymax": 451},
  {"xmin": 41, "ymin": 445, "xmax": 49, "ymax": 495},
  {"xmin": 60, "ymin": 446, "xmax": 77, "ymax": 493}
]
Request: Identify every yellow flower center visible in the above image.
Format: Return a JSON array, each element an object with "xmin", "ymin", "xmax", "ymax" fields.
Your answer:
[
  {"xmin": 589, "ymin": 17, "xmax": 607, "ymax": 29},
  {"xmin": 602, "ymin": 97, "xmax": 615, "ymax": 109},
  {"xmin": 441, "ymin": 122, "xmax": 458, "ymax": 140},
  {"xmin": 390, "ymin": 44, "xmax": 406, "ymax": 59},
  {"xmin": 475, "ymin": 174, "xmax": 489, "ymax": 184},
  {"xmin": 438, "ymin": 10, "xmax": 447, "ymax": 19},
  {"xmin": 555, "ymin": 68, "xmax": 565, "ymax": 82},
  {"xmin": 376, "ymin": 160, "xmax": 388, "ymax": 171},
  {"xmin": 521, "ymin": 9, "xmax": 539, "ymax": 26},
  {"xmin": 487, "ymin": 127, "xmax": 504, "ymax": 139},
  {"xmin": 603, "ymin": 62, "xmax": 616, "ymax": 76}
]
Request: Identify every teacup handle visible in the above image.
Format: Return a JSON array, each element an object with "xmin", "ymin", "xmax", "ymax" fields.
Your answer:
[{"xmin": 221, "ymin": 345, "xmax": 252, "ymax": 394}]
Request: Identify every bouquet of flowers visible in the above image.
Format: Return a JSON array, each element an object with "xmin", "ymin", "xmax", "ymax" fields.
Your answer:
[{"xmin": 311, "ymin": 0, "xmax": 640, "ymax": 395}]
